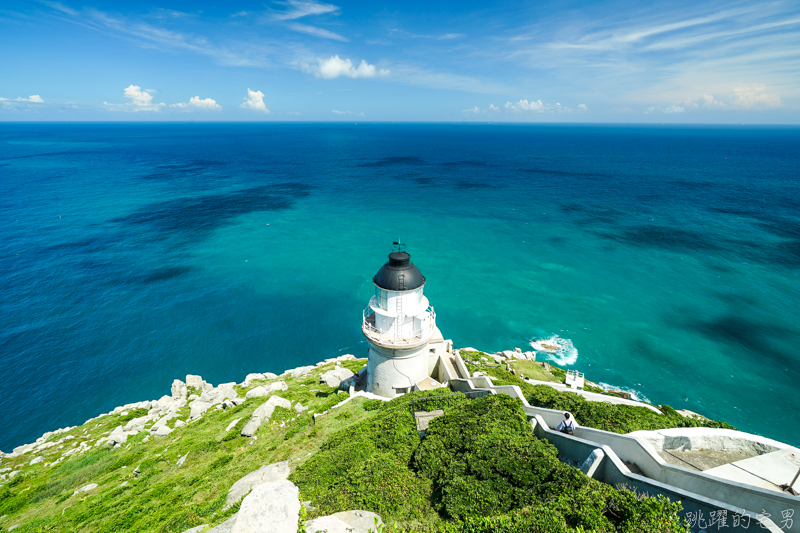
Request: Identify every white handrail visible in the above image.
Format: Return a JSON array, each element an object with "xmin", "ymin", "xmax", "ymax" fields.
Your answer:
[{"xmin": 362, "ymin": 305, "xmax": 436, "ymax": 346}]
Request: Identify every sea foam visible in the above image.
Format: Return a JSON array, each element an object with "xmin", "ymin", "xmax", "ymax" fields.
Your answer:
[{"xmin": 530, "ymin": 335, "xmax": 578, "ymax": 366}]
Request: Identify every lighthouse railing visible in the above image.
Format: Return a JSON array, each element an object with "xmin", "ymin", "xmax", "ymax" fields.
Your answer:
[{"xmin": 362, "ymin": 305, "xmax": 436, "ymax": 346}]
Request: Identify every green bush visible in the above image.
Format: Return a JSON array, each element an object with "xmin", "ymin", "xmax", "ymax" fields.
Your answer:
[{"xmin": 525, "ymin": 384, "xmax": 735, "ymax": 434}]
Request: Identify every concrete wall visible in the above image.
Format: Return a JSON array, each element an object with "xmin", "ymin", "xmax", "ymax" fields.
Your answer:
[{"xmin": 448, "ymin": 355, "xmax": 791, "ymax": 532}]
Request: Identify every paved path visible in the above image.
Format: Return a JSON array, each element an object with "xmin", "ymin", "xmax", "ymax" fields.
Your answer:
[{"xmin": 523, "ymin": 378, "xmax": 663, "ymax": 414}]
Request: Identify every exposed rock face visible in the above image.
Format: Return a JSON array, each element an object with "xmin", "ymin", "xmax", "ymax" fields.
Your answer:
[
  {"xmin": 225, "ymin": 461, "xmax": 290, "ymax": 509},
  {"xmin": 319, "ymin": 367, "xmax": 354, "ymax": 389},
  {"xmin": 73, "ymin": 483, "xmax": 98, "ymax": 496},
  {"xmin": 171, "ymin": 379, "xmax": 188, "ymax": 400},
  {"xmin": 245, "ymin": 386, "xmax": 268, "ymax": 399},
  {"xmin": 267, "ymin": 381, "xmax": 288, "ymax": 393},
  {"xmin": 231, "ymin": 480, "xmax": 299, "ymax": 533},
  {"xmin": 306, "ymin": 510, "xmax": 383, "ymax": 533},
  {"xmin": 288, "ymin": 366, "xmax": 315, "ymax": 378},
  {"xmin": 206, "ymin": 513, "xmax": 237, "ymax": 533},
  {"xmin": 241, "ymin": 396, "xmax": 292, "ymax": 437}
]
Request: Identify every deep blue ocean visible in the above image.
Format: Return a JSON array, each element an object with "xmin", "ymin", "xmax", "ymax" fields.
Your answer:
[{"xmin": 1, "ymin": 123, "xmax": 799, "ymax": 451}]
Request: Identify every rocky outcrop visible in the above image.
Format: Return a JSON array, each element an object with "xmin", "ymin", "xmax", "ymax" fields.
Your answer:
[
  {"xmin": 319, "ymin": 366, "xmax": 354, "ymax": 389},
  {"xmin": 225, "ymin": 461, "xmax": 290, "ymax": 509},
  {"xmin": 241, "ymin": 396, "xmax": 292, "ymax": 437},
  {"xmin": 306, "ymin": 510, "xmax": 383, "ymax": 533},
  {"xmin": 231, "ymin": 480, "xmax": 300, "ymax": 533}
]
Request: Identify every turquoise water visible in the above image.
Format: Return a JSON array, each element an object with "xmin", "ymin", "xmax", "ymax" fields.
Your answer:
[{"xmin": 1, "ymin": 123, "xmax": 799, "ymax": 451}]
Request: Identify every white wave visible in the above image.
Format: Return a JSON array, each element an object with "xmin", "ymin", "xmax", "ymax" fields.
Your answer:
[
  {"xmin": 529, "ymin": 335, "xmax": 578, "ymax": 366},
  {"xmin": 597, "ymin": 382, "xmax": 651, "ymax": 404}
]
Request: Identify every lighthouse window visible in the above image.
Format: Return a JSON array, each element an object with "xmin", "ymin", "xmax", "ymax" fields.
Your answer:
[{"xmin": 375, "ymin": 288, "xmax": 388, "ymax": 309}]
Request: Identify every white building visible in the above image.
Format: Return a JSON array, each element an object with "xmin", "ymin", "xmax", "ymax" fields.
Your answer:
[{"xmin": 362, "ymin": 250, "xmax": 452, "ymax": 397}]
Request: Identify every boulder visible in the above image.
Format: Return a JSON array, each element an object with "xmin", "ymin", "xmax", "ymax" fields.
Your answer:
[
  {"xmin": 305, "ymin": 516, "xmax": 351, "ymax": 533},
  {"xmin": 294, "ymin": 402, "xmax": 307, "ymax": 413},
  {"xmin": 207, "ymin": 513, "xmax": 238, "ymax": 533},
  {"xmin": 73, "ymin": 483, "xmax": 98, "ymax": 496},
  {"xmin": 190, "ymin": 400, "xmax": 213, "ymax": 419},
  {"xmin": 181, "ymin": 525, "xmax": 209, "ymax": 533},
  {"xmin": 177, "ymin": 453, "xmax": 189, "ymax": 467},
  {"xmin": 225, "ymin": 461, "xmax": 290, "ymax": 509},
  {"xmin": 186, "ymin": 375, "xmax": 205, "ymax": 389},
  {"xmin": 289, "ymin": 366, "xmax": 314, "ymax": 378},
  {"xmin": 319, "ymin": 367, "xmax": 354, "ymax": 389},
  {"xmin": 243, "ymin": 373, "xmax": 265, "ymax": 387},
  {"xmin": 231, "ymin": 480, "xmax": 299, "ymax": 533},
  {"xmin": 267, "ymin": 381, "xmax": 288, "ymax": 393},
  {"xmin": 225, "ymin": 418, "xmax": 243, "ymax": 433},
  {"xmin": 171, "ymin": 379, "xmax": 188, "ymax": 400},
  {"xmin": 29, "ymin": 456, "xmax": 44, "ymax": 465},
  {"xmin": 332, "ymin": 510, "xmax": 383, "ymax": 532},
  {"xmin": 154, "ymin": 426, "xmax": 172, "ymax": 438},
  {"xmin": 245, "ymin": 386, "xmax": 268, "ymax": 399},
  {"xmin": 241, "ymin": 396, "xmax": 292, "ymax": 437},
  {"xmin": 263, "ymin": 372, "xmax": 278, "ymax": 380}
]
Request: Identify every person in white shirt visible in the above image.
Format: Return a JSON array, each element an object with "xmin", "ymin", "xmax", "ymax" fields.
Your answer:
[{"xmin": 555, "ymin": 412, "xmax": 577, "ymax": 434}]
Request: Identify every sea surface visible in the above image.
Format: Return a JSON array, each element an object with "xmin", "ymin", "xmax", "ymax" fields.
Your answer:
[{"xmin": 1, "ymin": 123, "xmax": 799, "ymax": 451}]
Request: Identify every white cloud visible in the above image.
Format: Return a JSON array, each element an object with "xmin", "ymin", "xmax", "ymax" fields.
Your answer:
[
  {"xmin": 241, "ymin": 88, "xmax": 270, "ymax": 113},
  {"xmin": 171, "ymin": 96, "xmax": 221, "ymax": 111},
  {"xmin": 505, "ymin": 99, "xmax": 545, "ymax": 112},
  {"xmin": 489, "ymin": 104, "xmax": 500, "ymax": 112},
  {"xmin": 577, "ymin": 104, "xmax": 588, "ymax": 111},
  {"xmin": 287, "ymin": 111, "xmax": 302, "ymax": 115},
  {"xmin": 287, "ymin": 23, "xmax": 348, "ymax": 41},
  {"xmin": 463, "ymin": 104, "xmax": 501, "ymax": 114},
  {"xmin": 463, "ymin": 106, "xmax": 480, "ymax": 113},
  {"xmin": 273, "ymin": 0, "xmax": 340, "ymax": 21},
  {"xmin": 730, "ymin": 86, "xmax": 781, "ymax": 108},
  {"xmin": 2, "ymin": 95, "xmax": 45, "ymax": 104},
  {"xmin": 332, "ymin": 109, "xmax": 350, "ymax": 114},
  {"xmin": 664, "ymin": 105, "xmax": 685, "ymax": 114},
  {"xmin": 301, "ymin": 55, "xmax": 389, "ymax": 79},
  {"xmin": 122, "ymin": 85, "xmax": 164, "ymax": 111}
]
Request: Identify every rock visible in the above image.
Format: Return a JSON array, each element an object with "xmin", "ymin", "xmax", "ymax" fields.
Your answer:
[
  {"xmin": 121, "ymin": 481, "xmax": 128, "ymax": 487},
  {"xmin": 181, "ymin": 525, "xmax": 209, "ymax": 533},
  {"xmin": 319, "ymin": 367, "xmax": 354, "ymax": 388},
  {"xmin": 172, "ymin": 380, "xmax": 189, "ymax": 400},
  {"xmin": 263, "ymin": 372, "xmax": 278, "ymax": 380},
  {"xmin": 30, "ymin": 456, "xmax": 44, "ymax": 465},
  {"xmin": 9, "ymin": 524, "xmax": 20, "ymax": 531},
  {"xmin": 243, "ymin": 373, "xmax": 265, "ymax": 387},
  {"xmin": 231, "ymin": 480, "xmax": 299, "ymax": 533},
  {"xmin": 177, "ymin": 453, "xmax": 188, "ymax": 467},
  {"xmin": 157, "ymin": 395, "xmax": 176, "ymax": 409},
  {"xmin": 491, "ymin": 355, "xmax": 504, "ymax": 364},
  {"xmin": 332, "ymin": 510, "xmax": 384, "ymax": 533},
  {"xmin": 267, "ymin": 381, "xmax": 288, "ymax": 393},
  {"xmin": 175, "ymin": 420, "xmax": 186, "ymax": 428},
  {"xmin": 245, "ymin": 386, "xmax": 268, "ymax": 399},
  {"xmin": 190, "ymin": 400, "xmax": 213, "ymax": 419},
  {"xmin": 294, "ymin": 402, "xmax": 307, "ymax": 413},
  {"xmin": 289, "ymin": 366, "xmax": 314, "ymax": 378},
  {"xmin": 514, "ymin": 347, "xmax": 522, "ymax": 353},
  {"xmin": 154, "ymin": 426, "xmax": 173, "ymax": 438},
  {"xmin": 222, "ymin": 398, "xmax": 244, "ymax": 409},
  {"xmin": 305, "ymin": 516, "xmax": 352, "ymax": 533},
  {"xmin": 241, "ymin": 395, "xmax": 292, "ymax": 437},
  {"xmin": 225, "ymin": 418, "xmax": 243, "ymax": 433},
  {"xmin": 73, "ymin": 483, "xmax": 98, "ymax": 496},
  {"xmin": 186, "ymin": 375, "xmax": 205, "ymax": 389},
  {"xmin": 225, "ymin": 461, "xmax": 290, "ymax": 509},
  {"xmin": 207, "ymin": 513, "xmax": 238, "ymax": 533},
  {"xmin": 188, "ymin": 394, "xmax": 199, "ymax": 401}
]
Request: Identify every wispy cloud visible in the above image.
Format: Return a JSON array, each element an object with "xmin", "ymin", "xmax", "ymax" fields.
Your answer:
[
  {"xmin": 287, "ymin": 23, "xmax": 347, "ymax": 41},
  {"xmin": 301, "ymin": 55, "xmax": 389, "ymax": 79},
  {"xmin": 272, "ymin": 0, "xmax": 339, "ymax": 21},
  {"xmin": 331, "ymin": 109, "xmax": 350, "ymax": 114},
  {"xmin": 0, "ymin": 94, "xmax": 45, "ymax": 106}
]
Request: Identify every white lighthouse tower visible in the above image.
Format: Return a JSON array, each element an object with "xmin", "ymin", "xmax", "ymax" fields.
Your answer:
[{"xmin": 362, "ymin": 247, "xmax": 448, "ymax": 397}]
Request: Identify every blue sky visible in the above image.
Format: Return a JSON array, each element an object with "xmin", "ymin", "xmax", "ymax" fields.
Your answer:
[{"xmin": 1, "ymin": 0, "xmax": 799, "ymax": 122}]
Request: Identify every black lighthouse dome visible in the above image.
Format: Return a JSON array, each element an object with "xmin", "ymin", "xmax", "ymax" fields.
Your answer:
[{"xmin": 373, "ymin": 251, "xmax": 426, "ymax": 291}]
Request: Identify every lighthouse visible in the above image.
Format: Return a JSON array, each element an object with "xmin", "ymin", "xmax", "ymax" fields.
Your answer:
[{"xmin": 362, "ymin": 247, "xmax": 451, "ymax": 397}]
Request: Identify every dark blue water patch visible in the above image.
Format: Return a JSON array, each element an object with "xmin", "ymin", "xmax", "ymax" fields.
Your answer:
[
  {"xmin": 454, "ymin": 180, "xmax": 496, "ymax": 190},
  {"xmin": 0, "ymin": 150, "xmax": 99, "ymax": 161},
  {"xmin": 519, "ymin": 167, "xmax": 608, "ymax": 178},
  {"xmin": 358, "ymin": 156, "xmax": 425, "ymax": 167},
  {"xmin": 135, "ymin": 266, "xmax": 194, "ymax": 284},
  {"xmin": 597, "ymin": 225, "xmax": 724, "ymax": 253},
  {"xmin": 44, "ymin": 236, "xmax": 113, "ymax": 255},
  {"xmin": 667, "ymin": 179, "xmax": 717, "ymax": 190},
  {"xmin": 672, "ymin": 313, "xmax": 800, "ymax": 373},
  {"xmin": 441, "ymin": 160, "xmax": 490, "ymax": 167},
  {"xmin": 112, "ymin": 183, "xmax": 311, "ymax": 236},
  {"xmin": 559, "ymin": 203, "xmax": 625, "ymax": 225}
]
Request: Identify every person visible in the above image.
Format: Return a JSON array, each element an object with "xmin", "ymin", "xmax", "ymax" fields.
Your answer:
[{"xmin": 556, "ymin": 412, "xmax": 577, "ymax": 435}]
